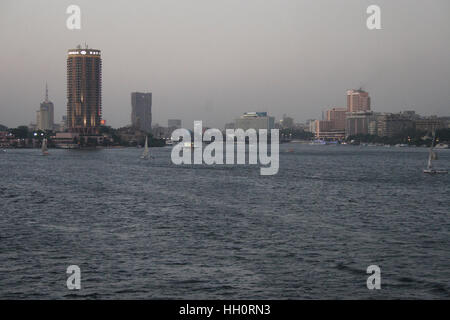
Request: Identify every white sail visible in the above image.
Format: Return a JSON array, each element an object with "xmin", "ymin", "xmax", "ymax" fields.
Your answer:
[
  {"xmin": 431, "ymin": 151, "xmax": 437, "ymax": 160},
  {"xmin": 424, "ymin": 130, "xmax": 447, "ymax": 173},
  {"xmin": 42, "ymin": 138, "xmax": 48, "ymax": 155},
  {"xmin": 141, "ymin": 136, "xmax": 149, "ymax": 159},
  {"xmin": 427, "ymin": 151, "xmax": 433, "ymax": 169}
]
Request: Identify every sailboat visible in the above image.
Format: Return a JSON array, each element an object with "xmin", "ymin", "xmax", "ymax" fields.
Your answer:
[
  {"xmin": 140, "ymin": 136, "xmax": 150, "ymax": 159},
  {"xmin": 41, "ymin": 138, "xmax": 49, "ymax": 156},
  {"xmin": 423, "ymin": 132, "xmax": 447, "ymax": 174}
]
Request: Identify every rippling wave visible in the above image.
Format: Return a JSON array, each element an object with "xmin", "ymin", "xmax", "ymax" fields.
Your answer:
[{"xmin": 0, "ymin": 145, "xmax": 449, "ymax": 299}]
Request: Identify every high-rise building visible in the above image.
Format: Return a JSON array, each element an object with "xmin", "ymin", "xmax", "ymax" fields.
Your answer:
[
  {"xmin": 347, "ymin": 89, "xmax": 371, "ymax": 112},
  {"xmin": 37, "ymin": 83, "xmax": 54, "ymax": 131},
  {"xmin": 67, "ymin": 46, "xmax": 102, "ymax": 134},
  {"xmin": 131, "ymin": 92, "xmax": 152, "ymax": 132},
  {"xmin": 36, "ymin": 110, "xmax": 41, "ymax": 129}
]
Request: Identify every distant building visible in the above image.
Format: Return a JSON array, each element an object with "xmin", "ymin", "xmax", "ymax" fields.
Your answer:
[
  {"xmin": 60, "ymin": 116, "xmax": 68, "ymax": 132},
  {"xmin": 400, "ymin": 110, "xmax": 419, "ymax": 120},
  {"xmin": 280, "ymin": 115, "xmax": 294, "ymax": 128},
  {"xmin": 376, "ymin": 113, "xmax": 413, "ymax": 137},
  {"xmin": 313, "ymin": 107, "xmax": 347, "ymax": 140},
  {"xmin": 168, "ymin": 119, "xmax": 182, "ymax": 129},
  {"xmin": 131, "ymin": 92, "xmax": 152, "ymax": 133},
  {"xmin": 52, "ymin": 132, "xmax": 78, "ymax": 149},
  {"xmin": 0, "ymin": 124, "xmax": 7, "ymax": 131},
  {"xmin": 345, "ymin": 89, "xmax": 372, "ymax": 137},
  {"xmin": 440, "ymin": 117, "xmax": 450, "ymax": 129},
  {"xmin": 314, "ymin": 120, "xmax": 332, "ymax": 139},
  {"xmin": 293, "ymin": 122, "xmax": 308, "ymax": 130},
  {"xmin": 28, "ymin": 123, "xmax": 37, "ymax": 131},
  {"xmin": 0, "ymin": 131, "xmax": 12, "ymax": 148},
  {"xmin": 152, "ymin": 124, "xmax": 170, "ymax": 139},
  {"xmin": 235, "ymin": 112, "xmax": 275, "ymax": 131},
  {"xmin": 224, "ymin": 123, "xmax": 235, "ymax": 130},
  {"xmin": 347, "ymin": 89, "xmax": 371, "ymax": 113},
  {"xmin": 36, "ymin": 111, "xmax": 40, "ymax": 129},
  {"xmin": 414, "ymin": 118, "xmax": 445, "ymax": 133},
  {"xmin": 314, "ymin": 120, "xmax": 345, "ymax": 140},
  {"xmin": 36, "ymin": 84, "xmax": 54, "ymax": 131},
  {"xmin": 37, "ymin": 104, "xmax": 51, "ymax": 131},
  {"xmin": 326, "ymin": 107, "xmax": 347, "ymax": 130},
  {"xmin": 345, "ymin": 111, "xmax": 374, "ymax": 137},
  {"xmin": 306, "ymin": 119, "xmax": 316, "ymax": 133},
  {"xmin": 67, "ymin": 46, "xmax": 102, "ymax": 134}
]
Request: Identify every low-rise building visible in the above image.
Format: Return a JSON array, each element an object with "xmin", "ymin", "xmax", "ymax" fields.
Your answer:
[
  {"xmin": 234, "ymin": 112, "xmax": 275, "ymax": 131},
  {"xmin": 0, "ymin": 131, "xmax": 12, "ymax": 147},
  {"xmin": 314, "ymin": 119, "xmax": 345, "ymax": 140},
  {"xmin": 345, "ymin": 111, "xmax": 374, "ymax": 137},
  {"xmin": 224, "ymin": 123, "xmax": 235, "ymax": 130},
  {"xmin": 280, "ymin": 115, "xmax": 294, "ymax": 129},
  {"xmin": 414, "ymin": 118, "xmax": 445, "ymax": 133},
  {"xmin": 168, "ymin": 119, "xmax": 182, "ymax": 129},
  {"xmin": 376, "ymin": 113, "xmax": 414, "ymax": 137}
]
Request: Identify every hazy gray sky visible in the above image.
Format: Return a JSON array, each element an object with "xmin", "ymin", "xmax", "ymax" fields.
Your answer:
[{"xmin": 1, "ymin": 0, "xmax": 449, "ymax": 128}]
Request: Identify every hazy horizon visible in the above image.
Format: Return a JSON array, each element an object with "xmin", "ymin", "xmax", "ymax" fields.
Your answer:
[{"xmin": 1, "ymin": 0, "xmax": 449, "ymax": 129}]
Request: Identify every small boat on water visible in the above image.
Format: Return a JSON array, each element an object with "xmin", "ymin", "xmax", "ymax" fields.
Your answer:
[
  {"xmin": 423, "ymin": 132, "xmax": 447, "ymax": 174},
  {"xmin": 435, "ymin": 143, "xmax": 449, "ymax": 149},
  {"xmin": 41, "ymin": 138, "xmax": 49, "ymax": 156},
  {"xmin": 309, "ymin": 140, "xmax": 327, "ymax": 145},
  {"xmin": 140, "ymin": 136, "xmax": 150, "ymax": 159}
]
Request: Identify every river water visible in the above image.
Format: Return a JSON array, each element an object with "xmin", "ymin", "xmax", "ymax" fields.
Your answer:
[{"xmin": 0, "ymin": 144, "xmax": 449, "ymax": 299}]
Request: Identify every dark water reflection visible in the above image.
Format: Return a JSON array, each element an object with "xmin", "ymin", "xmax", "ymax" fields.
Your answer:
[{"xmin": 0, "ymin": 145, "xmax": 449, "ymax": 299}]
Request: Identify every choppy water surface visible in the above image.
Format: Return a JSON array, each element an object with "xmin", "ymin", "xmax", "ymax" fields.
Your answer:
[{"xmin": 0, "ymin": 144, "xmax": 449, "ymax": 299}]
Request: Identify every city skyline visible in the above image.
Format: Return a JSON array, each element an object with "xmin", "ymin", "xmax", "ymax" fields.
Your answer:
[
  {"xmin": 1, "ymin": 0, "xmax": 450, "ymax": 129},
  {"xmin": 1, "ymin": 1, "xmax": 450, "ymax": 303}
]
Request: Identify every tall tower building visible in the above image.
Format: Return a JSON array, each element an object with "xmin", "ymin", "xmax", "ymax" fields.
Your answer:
[
  {"xmin": 37, "ymin": 83, "xmax": 54, "ymax": 131},
  {"xmin": 347, "ymin": 89, "xmax": 370, "ymax": 113},
  {"xmin": 67, "ymin": 46, "xmax": 102, "ymax": 134},
  {"xmin": 131, "ymin": 92, "xmax": 152, "ymax": 132}
]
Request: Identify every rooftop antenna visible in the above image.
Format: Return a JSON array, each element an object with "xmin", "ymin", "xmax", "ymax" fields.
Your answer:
[{"xmin": 45, "ymin": 82, "xmax": 49, "ymax": 102}]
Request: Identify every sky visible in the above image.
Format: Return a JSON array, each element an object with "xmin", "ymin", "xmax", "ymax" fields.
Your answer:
[{"xmin": 0, "ymin": 0, "xmax": 449, "ymax": 129}]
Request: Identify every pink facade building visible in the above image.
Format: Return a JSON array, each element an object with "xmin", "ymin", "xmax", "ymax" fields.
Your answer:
[
  {"xmin": 326, "ymin": 107, "xmax": 347, "ymax": 130},
  {"xmin": 314, "ymin": 89, "xmax": 372, "ymax": 140},
  {"xmin": 347, "ymin": 89, "xmax": 370, "ymax": 112}
]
